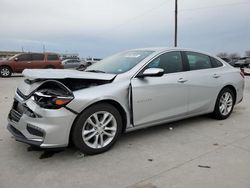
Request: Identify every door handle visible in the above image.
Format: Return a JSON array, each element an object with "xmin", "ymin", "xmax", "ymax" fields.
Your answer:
[
  {"xmin": 27, "ymin": 61, "xmax": 31, "ymax": 64},
  {"xmin": 178, "ymin": 78, "xmax": 188, "ymax": 83},
  {"xmin": 213, "ymin": 74, "xmax": 221, "ymax": 78}
]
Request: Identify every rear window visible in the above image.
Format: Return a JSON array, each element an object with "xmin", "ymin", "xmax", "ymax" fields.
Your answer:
[
  {"xmin": 211, "ymin": 57, "xmax": 223, "ymax": 67},
  {"xmin": 47, "ymin": 54, "xmax": 59, "ymax": 60},
  {"xmin": 186, "ymin": 52, "xmax": 212, "ymax": 70},
  {"xmin": 32, "ymin": 53, "xmax": 44, "ymax": 61}
]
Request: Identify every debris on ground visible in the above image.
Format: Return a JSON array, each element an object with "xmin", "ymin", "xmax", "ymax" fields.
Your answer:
[
  {"xmin": 169, "ymin": 127, "xmax": 173, "ymax": 130},
  {"xmin": 147, "ymin": 159, "xmax": 153, "ymax": 162},
  {"xmin": 198, "ymin": 165, "xmax": 211, "ymax": 168},
  {"xmin": 76, "ymin": 151, "xmax": 85, "ymax": 158},
  {"xmin": 213, "ymin": 143, "xmax": 219, "ymax": 146}
]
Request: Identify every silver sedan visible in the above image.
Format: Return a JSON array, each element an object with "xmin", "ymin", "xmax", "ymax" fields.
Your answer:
[{"xmin": 7, "ymin": 47, "xmax": 244, "ymax": 155}]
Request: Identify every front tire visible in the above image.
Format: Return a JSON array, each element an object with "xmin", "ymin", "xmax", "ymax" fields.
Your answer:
[
  {"xmin": 72, "ymin": 103, "xmax": 122, "ymax": 155},
  {"xmin": 212, "ymin": 88, "xmax": 235, "ymax": 120},
  {"xmin": 0, "ymin": 66, "xmax": 12, "ymax": 77}
]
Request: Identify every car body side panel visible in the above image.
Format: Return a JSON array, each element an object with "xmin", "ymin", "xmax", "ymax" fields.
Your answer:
[
  {"xmin": 185, "ymin": 67, "xmax": 224, "ymax": 115},
  {"xmin": 67, "ymin": 80, "xmax": 132, "ymax": 129},
  {"xmin": 131, "ymin": 72, "xmax": 188, "ymax": 126}
]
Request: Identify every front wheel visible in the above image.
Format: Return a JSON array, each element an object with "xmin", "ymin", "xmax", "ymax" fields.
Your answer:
[
  {"xmin": 0, "ymin": 66, "xmax": 12, "ymax": 77},
  {"xmin": 71, "ymin": 103, "xmax": 122, "ymax": 155},
  {"xmin": 212, "ymin": 88, "xmax": 235, "ymax": 120}
]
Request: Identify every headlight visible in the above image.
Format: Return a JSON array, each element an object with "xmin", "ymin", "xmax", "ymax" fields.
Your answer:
[{"xmin": 32, "ymin": 81, "xmax": 74, "ymax": 109}]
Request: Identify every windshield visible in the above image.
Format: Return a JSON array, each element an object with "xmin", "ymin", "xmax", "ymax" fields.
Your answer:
[
  {"xmin": 8, "ymin": 54, "xmax": 19, "ymax": 60},
  {"xmin": 85, "ymin": 50, "xmax": 154, "ymax": 74}
]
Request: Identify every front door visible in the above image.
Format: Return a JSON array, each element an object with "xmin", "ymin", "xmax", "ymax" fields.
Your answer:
[{"xmin": 131, "ymin": 51, "xmax": 188, "ymax": 126}]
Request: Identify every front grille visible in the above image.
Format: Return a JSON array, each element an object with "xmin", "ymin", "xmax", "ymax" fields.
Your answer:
[{"xmin": 9, "ymin": 109, "xmax": 22, "ymax": 122}]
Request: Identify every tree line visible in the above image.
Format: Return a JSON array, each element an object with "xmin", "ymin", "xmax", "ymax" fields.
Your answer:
[{"xmin": 217, "ymin": 50, "xmax": 250, "ymax": 59}]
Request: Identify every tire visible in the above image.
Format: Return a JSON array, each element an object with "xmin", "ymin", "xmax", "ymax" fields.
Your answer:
[
  {"xmin": 45, "ymin": 65, "xmax": 55, "ymax": 69},
  {"xmin": 0, "ymin": 66, "xmax": 12, "ymax": 77},
  {"xmin": 212, "ymin": 88, "xmax": 235, "ymax": 120},
  {"xmin": 71, "ymin": 103, "xmax": 123, "ymax": 155},
  {"xmin": 78, "ymin": 65, "xmax": 85, "ymax": 70}
]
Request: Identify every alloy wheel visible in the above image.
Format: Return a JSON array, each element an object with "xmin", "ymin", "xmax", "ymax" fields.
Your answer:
[
  {"xmin": 82, "ymin": 111, "xmax": 117, "ymax": 149},
  {"xmin": 0, "ymin": 68, "xmax": 10, "ymax": 77},
  {"xmin": 219, "ymin": 92, "xmax": 233, "ymax": 116}
]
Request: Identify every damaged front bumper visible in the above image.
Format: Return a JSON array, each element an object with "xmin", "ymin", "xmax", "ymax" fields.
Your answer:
[{"xmin": 7, "ymin": 90, "xmax": 77, "ymax": 148}]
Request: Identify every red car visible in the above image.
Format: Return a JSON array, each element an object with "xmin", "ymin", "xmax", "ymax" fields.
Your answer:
[{"xmin": 0, "ymin": 52, "xmax": 63, "ymax": 77}]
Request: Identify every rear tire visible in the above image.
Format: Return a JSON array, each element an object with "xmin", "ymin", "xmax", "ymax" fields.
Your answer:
[
  {"xmin": 71, "ymin": 103, "xmax": 122, "ymax": 155},
  {"xmin": 212, "ymin": 88, "xmax": 235, "ymax": 120},
  {"xmin": 45, "ymin": 65, "xmax": 55, "ymax": 69},
  {"xmin": 0, "ymin": 66, "xmax": 12, "ymax": 77}
]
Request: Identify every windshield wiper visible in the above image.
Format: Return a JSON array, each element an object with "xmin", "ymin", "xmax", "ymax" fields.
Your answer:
[{"xmin": 85, "ymin": 70, "xmax": 106, "ymax": 73}]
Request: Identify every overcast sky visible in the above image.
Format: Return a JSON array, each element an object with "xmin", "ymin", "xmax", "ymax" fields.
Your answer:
[{"xmin": 0, "ymin": 0, "xmax": 249, "ymax": 57}]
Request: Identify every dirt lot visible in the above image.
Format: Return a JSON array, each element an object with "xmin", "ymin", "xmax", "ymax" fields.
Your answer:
[{"xmin": 0, "ymin": 74, "xmax": 250, "ymax": 188}]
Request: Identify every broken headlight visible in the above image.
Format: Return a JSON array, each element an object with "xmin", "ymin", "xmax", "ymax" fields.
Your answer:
[{"xmin": 32, "ymin": 81, "xmax": 74, "ymax": 109}]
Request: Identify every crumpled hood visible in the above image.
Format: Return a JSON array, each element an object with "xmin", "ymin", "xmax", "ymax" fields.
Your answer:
[{"xmin": 22, "ymin": 69, "xmax": 116, "ymax": 81}]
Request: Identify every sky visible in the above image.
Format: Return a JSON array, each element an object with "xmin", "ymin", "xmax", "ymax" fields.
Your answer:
[{"xmin": 0, "ymin": 0, "xmax": 249, "ymax": 58}]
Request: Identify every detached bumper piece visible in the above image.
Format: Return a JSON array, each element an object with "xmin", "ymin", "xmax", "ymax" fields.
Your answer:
[{"xmin": 7, "ymin": 124, "xmax": 42, "ymax": 146}]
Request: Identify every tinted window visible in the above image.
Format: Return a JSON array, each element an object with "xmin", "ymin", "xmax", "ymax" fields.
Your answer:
[
  {"xmin": 146, "ymin": 51, "xmax": 183, "ymax": 74},
  {"xmin": 32, "ymin": 53, "xmax": 44, "ymax": 61},
  {"xmin": 186, "ymin": 52, "xmax": 212, "ymax": 70},
  {"xmin": 47, "ymin": 54, "xmax": 59, "ymax": 60},
  {"xmin": 17, "ymin": 54, "xmax": 32, "ymax": 61},
  {"xmin": 211, "ymin": 57, "xmax": 223, "ymax": 67}
]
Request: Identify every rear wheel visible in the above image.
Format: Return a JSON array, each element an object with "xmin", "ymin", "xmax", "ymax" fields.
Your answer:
[
  {"xmin": 72, "ymin": 103, "xmax": 122, "ymax": 155},
  {"xmin": 212, "ymin": 88, "xmax": 235, "ymax": 120},
  {"xmin": 45, "ymin": 65, "xmax": 55, "ymax": 69},
  {"xmin": 0, "ymin": 66, "xmax": 12, "ymax": 77}
]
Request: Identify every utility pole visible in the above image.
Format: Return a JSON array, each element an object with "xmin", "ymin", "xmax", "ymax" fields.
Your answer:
[
  {"xmin": 43, "ymin": 44, "xmax": 45, "ymax": 53},
  {"xmin": 174, "ymin": 0, "xmax": 178, "ymax": 47}
]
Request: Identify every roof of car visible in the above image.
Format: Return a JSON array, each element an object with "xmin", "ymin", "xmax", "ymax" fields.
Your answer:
[{"xmin": 129, "ymin": 47, "xmax": 215, "ymax": 57}]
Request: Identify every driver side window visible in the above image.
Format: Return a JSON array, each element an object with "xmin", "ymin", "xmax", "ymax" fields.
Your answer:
[
  {"xmin": 17, "ymin": 54, "xmax": 32, "ymax": 61},
  {"xmin": 145, "ymin": 51, "xmax": 183, "ymax": 74}
]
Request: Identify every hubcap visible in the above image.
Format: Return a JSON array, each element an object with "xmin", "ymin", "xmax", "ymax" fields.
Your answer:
[
  {"xmin": 219, "ymin": 92, "xmax": 233, "ymax": 116},
  {"xmin": 82, "ymin": 111, "xmax": 117, "ymax": 149},
  {"xmin": 1, "ymin": 68, "xmax": 10, "ymax": 76}
]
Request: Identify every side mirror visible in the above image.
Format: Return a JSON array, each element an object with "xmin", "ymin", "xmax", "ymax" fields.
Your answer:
[
  {"xmin": 137, "ymin": 68, "xmax": 164, "ymax": 78},
  {"xmin": 14, "ymin": 57, "xmax": 18, "ymax": 61}
]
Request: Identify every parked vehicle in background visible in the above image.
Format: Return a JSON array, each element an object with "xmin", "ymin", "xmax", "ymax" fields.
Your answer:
[
  {"xmin": 220, "ymin": 57, "xmax": 235, "ymax": 66},
  {"xmin": 62, "ymin": 59, "xmax": 86, "ymax": 69},
  {"xmin": 85, "ymin": 57, "xmax": 102, "ymax": 66},
  {"xmin": 234, "ymin": 57, "xmax": 250, "ymax": 67},
  {"xmin": 7, "ymin": 47, "xmax": 244, "ymax": 155},
  {"xmin": 0, "ymin": 52, "xmax": 62, "ymax": 77}
]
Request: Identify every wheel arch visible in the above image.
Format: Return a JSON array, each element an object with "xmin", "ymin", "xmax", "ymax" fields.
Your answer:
[
  {"xmin": 220, "ymin": 85, "xmax": 237, "ymax": 104},
  {"xmin": 0, "ymin": 65, "xmax": 13, "ymax": 72},
  {"xmin": 68, "ymin": 99, "xmax": 128, "ymax": 146}
]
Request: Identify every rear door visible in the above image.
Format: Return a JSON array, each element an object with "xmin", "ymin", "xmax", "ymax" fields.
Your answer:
[
  {"xmin": 131, "ymin": 51, "xmax": 189, "ymax": 126},
  {"xmin": 183, "ymin": 51, "xmax": 223, "ymax": 115},
  {"xmin": 31, "ymin": 53, "xmax": 45, "ymax": 69},
  {"xmin": 47, "ymin": 54, "xmax": 61, "ymax": 68}
]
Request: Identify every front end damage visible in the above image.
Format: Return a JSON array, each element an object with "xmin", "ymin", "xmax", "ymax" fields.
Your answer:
[{"xmin": 7, "ymin": 70, "xmax": 116, "ymax": 148}]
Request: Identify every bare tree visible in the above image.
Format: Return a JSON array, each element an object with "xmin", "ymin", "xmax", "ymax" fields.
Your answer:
[
  {"xmin": 217, "ymin": 52, "xmax": 228, "ymax": 58},
  {"xmin": 245, "ymin": 50, "xmax": 250, "ymax": 57},
  {"xmin": 229, "ymin": 53, "xmax": 240, "ymax": 60}
]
